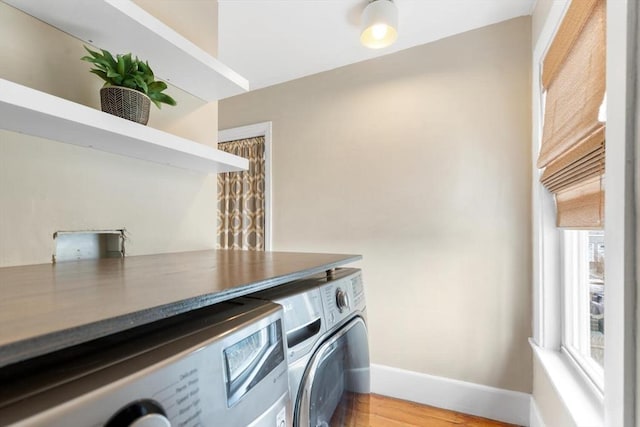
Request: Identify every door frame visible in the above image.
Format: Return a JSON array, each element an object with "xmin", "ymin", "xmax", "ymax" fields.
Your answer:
[{"xmin": 218, "ymin": 122, "xmax": 273, "ymax": 251}]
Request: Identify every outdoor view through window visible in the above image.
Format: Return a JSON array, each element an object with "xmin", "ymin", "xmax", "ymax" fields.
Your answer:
[{"xmin": 589, "ymin": 231, "xmax": 604, "ymax": 367}]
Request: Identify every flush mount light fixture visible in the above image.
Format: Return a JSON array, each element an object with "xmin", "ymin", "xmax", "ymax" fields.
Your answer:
[{"xmin": 360, "ymin": 0, "xmax": 398, "ymax": 49}]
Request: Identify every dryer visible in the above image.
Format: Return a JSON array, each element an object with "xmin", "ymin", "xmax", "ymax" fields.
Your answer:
[{"xmin": 251, "ymin": 268, "xmax": 370, "ymax": 427}]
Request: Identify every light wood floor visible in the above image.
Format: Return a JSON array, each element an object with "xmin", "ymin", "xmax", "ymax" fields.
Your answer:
[{"xmin": 330, "ymin": 393, "xmax": 518, "ymax": 427}]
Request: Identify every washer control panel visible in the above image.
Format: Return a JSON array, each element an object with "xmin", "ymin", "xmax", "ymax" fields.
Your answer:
[{"xmin": 321, "ymin": 270, "xmax": 365, "ymax": 329}]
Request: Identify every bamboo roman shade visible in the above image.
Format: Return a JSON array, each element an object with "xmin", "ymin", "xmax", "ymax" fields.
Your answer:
[{"xmin": 538, "ymin": 0, "xmax": 606, "ymax": 228}]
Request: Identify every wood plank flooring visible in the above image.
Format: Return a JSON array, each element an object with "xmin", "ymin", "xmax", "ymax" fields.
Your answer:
[{"xmin": 330, "ymin": 393, "xmax": 518, "ymax": 427}]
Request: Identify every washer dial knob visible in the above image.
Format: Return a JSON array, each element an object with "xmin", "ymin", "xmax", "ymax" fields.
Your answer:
[
  {"xmin": 335, "ymin": 288, "xmax": 350, "ymax": 312},
  {"xmin": 105, "ymin": 399, "xmax": 171, "ymax": 427}
]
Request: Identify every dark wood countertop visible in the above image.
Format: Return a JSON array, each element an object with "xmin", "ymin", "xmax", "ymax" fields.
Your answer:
[{"xmin": 0, "ymin": 250, "xmax": 361, "ymax": 368}]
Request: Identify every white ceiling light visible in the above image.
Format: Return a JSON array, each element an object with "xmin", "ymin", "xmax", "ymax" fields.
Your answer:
[{"xmin": 360, "ymin": 0, "xmax": 398, "ymax": 49}]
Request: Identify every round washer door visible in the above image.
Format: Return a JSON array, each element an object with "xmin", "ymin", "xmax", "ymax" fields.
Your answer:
[{"xmin": 295, "ymin": 317, "xmax": 370, "ymax": 427}]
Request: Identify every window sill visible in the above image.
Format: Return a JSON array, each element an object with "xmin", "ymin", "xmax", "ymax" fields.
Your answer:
[{"xmin": 530, "ymin": 339, "xmax": 604, "ymax": 426}]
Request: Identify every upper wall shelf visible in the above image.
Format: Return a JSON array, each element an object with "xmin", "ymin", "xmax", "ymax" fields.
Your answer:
[
  {"xmin": 3, "ymin": 0, "xmax": 249, "ymax": 101},
  {"xmin": 0, "ymin": 78, "xmax": 249, "ymax": 173}
]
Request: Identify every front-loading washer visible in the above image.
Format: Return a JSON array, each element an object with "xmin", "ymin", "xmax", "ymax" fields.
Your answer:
[
  {"xmin": 0, "ymin": 298, "xmax": 290, "ymax": 427},
  {"xmin": 251, "ymin": 268, "xmax": 370, "ymax": 427}
]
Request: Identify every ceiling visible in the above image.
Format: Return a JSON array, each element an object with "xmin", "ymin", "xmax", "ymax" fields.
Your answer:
[{"xmin": 217, "ymin": 0, "xmax": 536, "ymax": 94}]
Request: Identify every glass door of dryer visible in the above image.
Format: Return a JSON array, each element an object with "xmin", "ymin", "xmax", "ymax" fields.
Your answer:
[{"xmin": 295, "ymin": 317, "xmax": 370, "ymax": 427}]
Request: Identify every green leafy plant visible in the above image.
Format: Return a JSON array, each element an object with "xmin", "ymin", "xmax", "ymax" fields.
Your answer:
[{"xmin": 81, "ymin": 46, "xmax": 176, "ymax": 108}]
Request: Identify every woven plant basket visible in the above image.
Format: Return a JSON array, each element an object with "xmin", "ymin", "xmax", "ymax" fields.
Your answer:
[{"xmin": 100, "ymin": 86, "xmax": 151, "ymax": 125}]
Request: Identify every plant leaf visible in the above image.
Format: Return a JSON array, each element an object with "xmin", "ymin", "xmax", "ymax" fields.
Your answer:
[
  {"xmin": 122, "ymin": 53, "xmax": 133, "ymax": 74},
  {"xmin": 145, "ymin": 61, "xmax": 155, "ymax": 79},
  {"xmin": 148, "ymin": 81, "xmax": 168, "ymax": 93},
  {"xmin": 138, "ymin": 61, "xmax": 155, "ymax": 84},
  {"xmin": 133, "ymin": 75, "xmax": 148, "ymax": 93},
  {"xmin": 83, "ymin": 46, "xmax": 102, "ymax": 59},
  {"xmin": 101, "ymin": 49, "xmax": 117, "ymax": 69},
  {"xmin": 81, "ymin": 56, "xmax": 110, "ymax": 71},
  {"xmin": 89, "ymin": 69, "xmax": 110, "ymax": 83},
  {"xmin": 116, "ymin": 55, "xmax": 126, "ymax": 77},
  {"xmin": 126, "ymin": 80, "xmax": 138, "ymax": 89},
  {"xmin": 138, "ymin": 61, "xmax": 149, "ymax": 74},
  {"xmin": 148, "ymin": 92, "xmax": 176, "ymax": 108},
  {"xmin": 160, "ymin": 93, "xmax": 177, "ymax": 106}
]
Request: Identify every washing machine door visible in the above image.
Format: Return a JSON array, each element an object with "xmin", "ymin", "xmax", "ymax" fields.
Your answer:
[{"xmin": 295, "ymin": 317, "xmax": 370, "ymax": 427}]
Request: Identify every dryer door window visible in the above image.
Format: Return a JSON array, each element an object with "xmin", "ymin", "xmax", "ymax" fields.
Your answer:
[
  {"xmin": 223, "ymin": 319, "xmax": 285, "ymax": 407},
  {"xmin": 296, "ymin": 317, "xmax": 370, "ymax": 427}
]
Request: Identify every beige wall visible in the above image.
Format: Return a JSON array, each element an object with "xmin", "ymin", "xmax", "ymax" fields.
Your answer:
[
  {"xmin": 220, "ymin": 18, "xmax": 533, "ymax": 392},
  {"xmin": 133, "ymin": 0, "xmax": 219, "ymax": 146},
  {"xmin": 0, "ymin": 1, "xmax": 219, "ymax": 267}
]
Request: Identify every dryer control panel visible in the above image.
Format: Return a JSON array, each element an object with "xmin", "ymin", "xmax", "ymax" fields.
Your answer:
[{"xmin": 321, "ymin": 270, "xmax": 365, "ymax": 329}]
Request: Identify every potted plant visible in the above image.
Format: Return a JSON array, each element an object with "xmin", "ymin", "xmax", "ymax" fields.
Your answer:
[{"xmin": 81, "ymin": 46, "xmax": 176, "ymax": 125}]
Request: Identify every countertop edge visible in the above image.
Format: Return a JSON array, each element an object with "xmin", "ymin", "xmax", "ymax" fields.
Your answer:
[{"xmin": 0, "ymin": 253, "xmax": 362, "ymax": 368}]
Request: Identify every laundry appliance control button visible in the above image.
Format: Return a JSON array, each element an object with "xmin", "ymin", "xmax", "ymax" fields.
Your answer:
[{"xmin": 335, "ymin": 288, "xmax": 350, "ymax": 312}]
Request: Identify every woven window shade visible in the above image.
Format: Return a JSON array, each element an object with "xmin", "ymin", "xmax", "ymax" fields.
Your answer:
[
  {"xmin": 538, "ymin": 0, "xmax": 606, "ymax": 229},
  {"xmin": 556, "ymin": 176, "xmax": 604, "ymax": 229}
]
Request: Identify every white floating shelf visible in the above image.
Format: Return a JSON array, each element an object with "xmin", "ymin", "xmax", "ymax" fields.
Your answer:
[
  {"xmin": 3, "ymin": 0, "xmax": 249, "ymax": 101},
  {"xmin": 0, "ymin": 78, "xmax": 249, "ymax": 173}
]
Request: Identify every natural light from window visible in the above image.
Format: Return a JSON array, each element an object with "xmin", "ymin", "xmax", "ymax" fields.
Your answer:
[
  {"xmin": 563, "ymin": 230, "xmax": 605, "ymax": 389},
  {"xmin": 588, "ymin": 231, "xmax": 604, "ymax": 368}
]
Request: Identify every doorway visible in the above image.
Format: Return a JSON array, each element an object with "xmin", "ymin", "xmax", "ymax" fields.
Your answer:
[{"xmin": 218, "ymin": 122, "xmax": 272, "ymax": 250}]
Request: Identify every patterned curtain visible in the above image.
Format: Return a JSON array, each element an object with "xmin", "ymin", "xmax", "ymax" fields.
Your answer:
[{"xmin": 217, "ymin": 136, "xmax": 265, "ymax": 250}]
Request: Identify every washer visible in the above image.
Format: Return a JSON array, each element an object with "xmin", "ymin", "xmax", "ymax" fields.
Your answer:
[
  {"xmin": 251, "ymin": 268, "xmax": 370, "ymax": 427},
  {"xmin": 0, "ymin": 298, "xmax": 290, "ymax": 427}
]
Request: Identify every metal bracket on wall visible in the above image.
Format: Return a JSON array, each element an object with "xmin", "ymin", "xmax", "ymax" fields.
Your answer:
[{"xmin": 52, "ymin": 229, "xmax": 126, "ymax": 263}]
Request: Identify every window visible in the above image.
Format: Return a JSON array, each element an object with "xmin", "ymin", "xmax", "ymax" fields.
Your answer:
[
  {"xmin": 536, "ymin": 0, "xmax": 606, "ymax": 386},
  {"xmin": 531, "ymin": 2, "xmax": 608, "ymax": 419},
  {"xmin": 532, "ymin": 0, "xmax": 635, "ymax": 424},
  {"xmin": 563, "ymin": 229, "xmax": 604, "ymax": 389}
]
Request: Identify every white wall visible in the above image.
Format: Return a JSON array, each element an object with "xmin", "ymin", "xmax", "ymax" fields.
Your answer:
[
  {"xmin": 533, "ymin": 356, "xmax": 577, "ymax": 427},
  {"xmin": 529, "ymin": 0, "xmax": 580, "ymax": 424},
  {"xmin": 220, "ymin": 17, "xmax": 533, "ymax": 393},
  {"xmin": 0, "ymin": 1, "xmax": 219, "ymax": 267}
]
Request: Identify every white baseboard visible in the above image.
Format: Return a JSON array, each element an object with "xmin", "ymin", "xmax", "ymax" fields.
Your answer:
[
  {"xmin": 529, "ymin": 398, "xmax": 546, "ymax": 427},
  {"xmin": 370, "ymin": 364, "xmax": 531, "ymax": 426}
]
